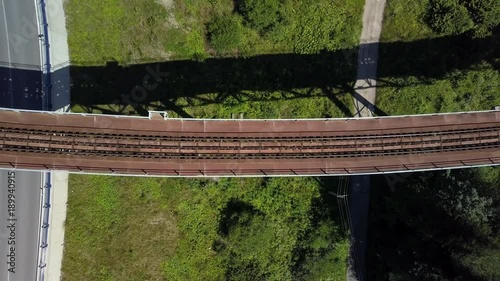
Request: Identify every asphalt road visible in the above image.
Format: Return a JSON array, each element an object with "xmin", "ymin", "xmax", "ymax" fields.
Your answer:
[
  {"xmin": 0, "ymin": 0, "xmax": 43, "ymax": 109},
  {"xmin": 1, "ymin": 0, "xmax": 44, "ymax": 280},
  {"xmin": 0, "ymin": 171, "xmax": 42, "ymax": 281},
  {"xmin": 347, "ymin": 176, "xmax": 370, "ymax": 281}
]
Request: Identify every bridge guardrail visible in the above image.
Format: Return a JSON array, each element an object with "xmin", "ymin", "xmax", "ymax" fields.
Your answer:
[
  {"xmin": 0, "ymin": 106, "xmax": 499, "ymax": 121},
  {"xmin": 34, "ymin": 0, "xmax": 52, "ymax": 280}
]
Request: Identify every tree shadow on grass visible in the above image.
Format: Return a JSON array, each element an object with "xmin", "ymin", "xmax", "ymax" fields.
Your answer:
[{"xmin": 70, "ymin": 27, "xmax": 498, "ymax": 117}]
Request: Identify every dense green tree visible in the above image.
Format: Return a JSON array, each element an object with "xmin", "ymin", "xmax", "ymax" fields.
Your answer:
[
  {"xmin": 455, "ymin": 246, "xmax": 500, "ymax": 280},
  {"xmin": 425, "ymin": 0, "xmax": 475, "ymax": 35},
  {"xmin": 427, "ymin": 170, "xmax": 493, "ymax": 227},
  {"xmin": 460, "ymin": 0, "xmax": 500, "ymax": 37},
  {"xmin": 237, "ymin": 0, "xmax": 281, "ymax": 33},
  {"xmin": 207, "ymin": 14, "xmax": 244, "ymax": 53},
  {"xmin": 367, "ymin": 168, "xmax": 500, "ymax": 281},
  {"xmin": 424, "ymin": 0, "xmax": 499, "ymax": 37}
]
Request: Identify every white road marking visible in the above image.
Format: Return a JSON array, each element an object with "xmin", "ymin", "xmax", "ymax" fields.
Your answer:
[{"xmin": 1, "ymin": 0, "xmax": 14, "ymax": 108}]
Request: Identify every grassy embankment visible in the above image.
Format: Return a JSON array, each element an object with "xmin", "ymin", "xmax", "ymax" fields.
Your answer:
[{"xmin": 62, "ymin": 0, "xmax": 364, "ymax": 280}]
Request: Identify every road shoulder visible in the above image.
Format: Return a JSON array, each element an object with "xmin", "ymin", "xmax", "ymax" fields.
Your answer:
[
  {"xmin": 46, "ymin": 171, "xmax": 68, "ymax": 281},
  {"xmin": 46, "ymin": 0, "xmax": 71, "ymax": 112}
]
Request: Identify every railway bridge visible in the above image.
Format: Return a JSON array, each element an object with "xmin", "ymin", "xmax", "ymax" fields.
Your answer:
[{"xmin": 0, "ymin": 108, "xmax": 499, "ymax": 177}]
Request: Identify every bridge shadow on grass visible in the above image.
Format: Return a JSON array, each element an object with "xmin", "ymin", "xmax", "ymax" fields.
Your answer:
[{"xmin": 70, "ymin": 28, "xmax": 498, "ymax": 117}]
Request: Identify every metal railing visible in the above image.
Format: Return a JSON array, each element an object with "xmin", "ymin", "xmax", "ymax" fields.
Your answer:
[
  {"xmin": 39, "ymin": 0, "xmax": 52, "ymax": 111},
  {"xmin": 36, "ymin": 174, "xmax": 51, "ymax": 281},
  {"xmin": 34, "ymin": 0, "xmax": 52, "ymax": 280},
  {"xmin": 0, "ymin": 105, "xmax": 499, "ymax": 121}
]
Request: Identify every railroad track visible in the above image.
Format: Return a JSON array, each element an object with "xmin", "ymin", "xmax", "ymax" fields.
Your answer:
[
  {"xmin": 1, "ymin": 109, "xmax": 499, "ymax": 176},
  {"xmin": 1, "ymin": 124, "xmax": 499, "ymax": 160}
]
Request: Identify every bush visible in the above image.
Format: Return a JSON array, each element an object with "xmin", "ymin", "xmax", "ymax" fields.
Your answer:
[
  {"xmin": 425, "ymin": 0, "xmax": 475, "ymax": 35},
  {"xmin": 237, "ymin": 0, "xmax": 281, "ymax": 33},
  {"xmin": 207, "ymin": 14, "xmax": 244, "ymax": 53}
]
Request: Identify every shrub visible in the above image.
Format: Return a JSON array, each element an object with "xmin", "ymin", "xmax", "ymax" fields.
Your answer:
[
  {"xmin": 237, "ymin": 0, "xmax": 281, "ymax": 33},
  {"xmin": 207, "ymin": 14, "xmax": 243, "ymax": 53},
  {"xmin": 425, "ymin": 0, "xmax": 474, "ymax": 35}
]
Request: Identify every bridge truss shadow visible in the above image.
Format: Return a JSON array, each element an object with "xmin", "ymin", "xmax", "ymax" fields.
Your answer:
[{"xmin": 69, "ymin": 27, "xmax": 498, "ymax": 118}]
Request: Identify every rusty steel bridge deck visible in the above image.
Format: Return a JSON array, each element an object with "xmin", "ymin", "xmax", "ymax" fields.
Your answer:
[{"xmin": 0, "ymin": 109, "xmax": 499, "ymax": 177}]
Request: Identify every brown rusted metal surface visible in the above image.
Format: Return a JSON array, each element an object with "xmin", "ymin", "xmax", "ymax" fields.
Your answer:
[{"xmin": 0, "ymin": 110, "xmax": 499, "ymax": 176}]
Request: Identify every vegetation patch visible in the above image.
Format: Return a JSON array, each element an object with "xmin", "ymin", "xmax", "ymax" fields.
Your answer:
[
  {"xmin": 207, "ymin": 14, "xmax": 245, "ymax": 53},
  {"xmin": 380, "ymin": 0, "xmax": 499, "ymax": 42},
  {"xmin": 376, "ymin": 63, "xmax": 500, "ymax": 115},
  {"xmin": 61, "ymin": 176, "xmax": 181, "ymax": 281},
  {"xmin": 380, "ymin": 0, "xmax": 435, "ymax": 42},
  {"xmin": 65, "ymin": 0, "xmax": 363, "ymax": 118},
  {"xmin": 424, "ymin": 0, "xmax": 499, "ymax": 37},
  {"xmin": 367, "ymin": 168, "xmax": 500, "ymax": 280},
  {"xmin": 424, "ymin": 0, "xmax": 475, "ymax": 35},
  {"xmin": 64, "ymin": 0, "xmax": 172, "ymax": 64},
  {"xmin": 64, "ymin": 0, "xmax": 364, "ymax": 63},
  {"xmin": 64, "ymin": 0, "xmax": 126, "ymax": 63},
  {"xmin": 62, "ymin": 176, "xmax": 349, "ymax": 280},
  {"xmin": 377, "ymin": 0, "xmax": 499, "ymax": 114},
  {"xmin": 371, "ymin": 3, "xmax": 500, "ymax": 279},
  {"xmin": 237, "ymin": 0, "xmax": 281, "ymax": 33}
]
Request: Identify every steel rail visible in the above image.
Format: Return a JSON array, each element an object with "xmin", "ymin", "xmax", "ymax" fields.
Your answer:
[
  {"xmin": 1, "ymin": 135, "xmax": 498, "ymax": 153},
  {"xmin": 1, "ymin": 124, "xmax": 499, "ymax": 139},
  {"xmin": 1, "ymin": 131, "xmax": 497, "ymax": 149},
  {"xmin": 2, "ymin": 142, "xmax": 499, "ymax": 159}
]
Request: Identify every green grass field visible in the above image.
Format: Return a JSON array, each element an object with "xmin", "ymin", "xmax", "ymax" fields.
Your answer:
[
  {"xmin": 65, "ymin": 0, "xmax": 175, "ymax": 64},
  {"xmin": 64, "ymin": 0, "xmax": 363, "ymax": 64},
  {"xmin": 61, "ymin": 176, "xmax": 182, "ymax": 280}
]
